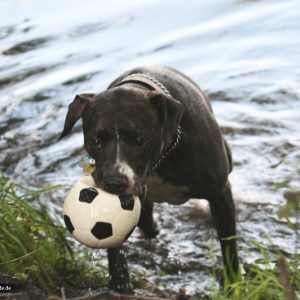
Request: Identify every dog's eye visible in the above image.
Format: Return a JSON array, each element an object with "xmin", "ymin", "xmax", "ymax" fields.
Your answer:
[
  {"xmin": 90, "ymin": 138, "xmax": 101, "ymax": 148},
  {"xmin": 136, "ymin": 137, "xmax": 146, "ymax": 147}
]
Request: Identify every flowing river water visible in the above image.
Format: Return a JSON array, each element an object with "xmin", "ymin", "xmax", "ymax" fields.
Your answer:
[{"xmin": 0, "ymin": 0, "xmax": 299, "ymax": 297}]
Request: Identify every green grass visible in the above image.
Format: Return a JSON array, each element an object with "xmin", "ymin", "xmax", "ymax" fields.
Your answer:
[
  {"xmin": 215, "ymin": 243, "xmax": 300, "ymax": 300},
  {"xmin": 212, "ymin": 162, "xmax": 300, "ymax": 300},
  {"xmin": 0, "ymin": 171, "xmax": 106, "ymax": 297}
]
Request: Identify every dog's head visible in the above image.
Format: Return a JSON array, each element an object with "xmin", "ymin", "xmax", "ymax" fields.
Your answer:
[{"xmin": 59, "ymin": 86, "xmax": 183, "ymax": 199}]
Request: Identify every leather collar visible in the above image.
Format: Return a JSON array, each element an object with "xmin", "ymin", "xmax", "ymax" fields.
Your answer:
[{"xmin": 115, "ymin": 73, "xmax": 171, "ymax": 96}]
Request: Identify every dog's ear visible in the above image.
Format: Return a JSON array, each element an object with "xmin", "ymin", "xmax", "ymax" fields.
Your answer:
[
  {"xmin": 59, "ymin": 93, "xmax": 94, "ymax": 140},
  {"xmin": 150, "ymin": 92, "xmax": 184, "ymax": 147}
]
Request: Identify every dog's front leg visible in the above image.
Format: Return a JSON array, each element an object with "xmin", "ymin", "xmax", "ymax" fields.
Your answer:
[
  {"xmin": 107, "ymin": 247, "xmax": 131, "ymax": 294},
  {"xmin": 137, "ymin": 199, "xmax": 159, "ymax": 238}
]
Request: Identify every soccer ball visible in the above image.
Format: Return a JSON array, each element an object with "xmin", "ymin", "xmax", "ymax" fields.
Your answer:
[{"xmin": 63, "ymin": 176, "xmax": 141, "ymax": 249}]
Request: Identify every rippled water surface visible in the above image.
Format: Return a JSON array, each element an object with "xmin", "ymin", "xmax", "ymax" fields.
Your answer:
[{"xmin": 1, "ymin": 0, "xmax": 300, "ymax": 297}]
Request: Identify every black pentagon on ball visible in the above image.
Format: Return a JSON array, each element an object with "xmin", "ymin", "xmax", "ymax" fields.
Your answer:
[
  {"xmin": 79, "ymin": 187, "xmax": 99, "ymax": 203},
  {"xmin": 118, "ymin": 194, "xmax": 135, "ymax": 210},
  {"xmin": 64, "ymin": 215, "xmax": 74, "ymax": 234},
  {"xmin": 91, "ymin": 222, "xmax": 113, "ymax": 240}
]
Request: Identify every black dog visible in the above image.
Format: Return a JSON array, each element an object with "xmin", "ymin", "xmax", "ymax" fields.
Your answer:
[{"xmin": 59, "ymin": 66, "xmax": 241, "ymax": 293}]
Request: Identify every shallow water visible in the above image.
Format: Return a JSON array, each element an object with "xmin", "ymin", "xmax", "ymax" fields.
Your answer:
[{"xmin": 1, "ymin": 0, "xmax": 300, "ymax": 296}]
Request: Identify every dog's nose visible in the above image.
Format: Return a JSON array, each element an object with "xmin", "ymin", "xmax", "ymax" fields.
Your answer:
[{"xmin": 103, "ymin": 175, "xmax": 128, "ymax": 194}]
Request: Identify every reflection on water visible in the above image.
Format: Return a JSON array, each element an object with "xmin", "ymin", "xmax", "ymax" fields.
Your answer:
[{"xmin": 0, "ymin": 0, "xmax": 299, "ymax": 296}]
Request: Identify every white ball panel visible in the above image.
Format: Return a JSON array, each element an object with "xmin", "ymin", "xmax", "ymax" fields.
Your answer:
[
  {"xmin": 94, "ymin": 236, "xmax": 125, "ymax": 249},
  {"xmin": 72, "ymin": 229, "xmax": 102, "ymax": 248}
]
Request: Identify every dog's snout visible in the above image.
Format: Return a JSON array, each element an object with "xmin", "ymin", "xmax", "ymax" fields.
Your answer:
[{"xmin": 103, "ymin": 175, "xmax": 128, "ymax": 195}]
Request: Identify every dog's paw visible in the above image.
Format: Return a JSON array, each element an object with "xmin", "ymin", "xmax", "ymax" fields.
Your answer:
[
  {"xmin": 137, "ymin": 218, "xmax": 160, "ymax": 239},
  {"xmin": 109, "ymin": 274, "xmax": 132, "ymax": 294},
  {"xmin": 143, "ymin": 225, "xmax": 159, "ymax": 239}
]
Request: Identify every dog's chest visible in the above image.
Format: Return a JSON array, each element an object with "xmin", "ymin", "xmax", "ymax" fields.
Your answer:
[{"xmin": 146, "ymin": 174, "xmax": 189, "ymax": 205}]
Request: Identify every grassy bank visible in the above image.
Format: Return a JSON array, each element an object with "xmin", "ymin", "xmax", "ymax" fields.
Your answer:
[
  {"xmin": 0, "ymin": 172, "xmax": 106, "ymax": 299},
  {"xmin": 215, "ymin": 175, "xmax": 300, "ymax": 299},
  {"xmin": 216, "ymin": 240, "xmax": 299, "ymax": 300}
]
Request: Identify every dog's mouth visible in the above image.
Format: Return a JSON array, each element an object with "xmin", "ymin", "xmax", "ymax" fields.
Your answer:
[
  {"xmin": 138, "ymin": 185, "xmax": 147, "ymax": 201},
  {"xmin": 117, "ymin": 183, "xmax": 147, "ymax": 201},
  {"xmin": 92, "ymin": 171, "xmax": 146, "ymax": 200}
]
